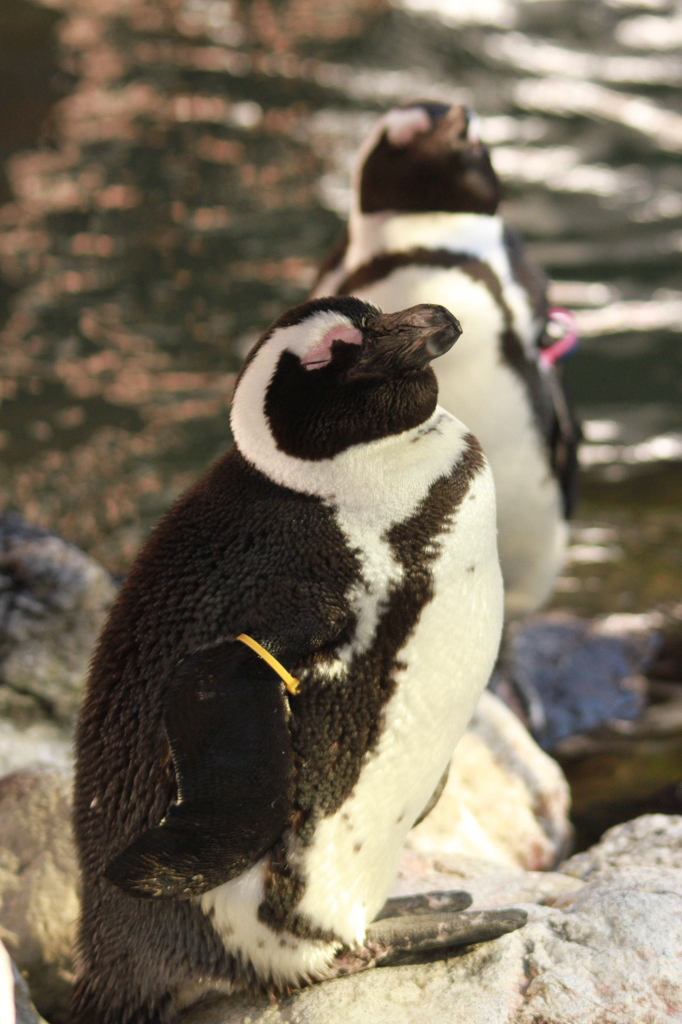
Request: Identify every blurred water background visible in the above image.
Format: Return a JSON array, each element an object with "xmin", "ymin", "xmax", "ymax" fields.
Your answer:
[
  {"xmin": 0, "ymin": 0, "xmax": 680, "ymax": 609},
  {"xmin": 0, "ymin": 0, "xmax": 681, "ymax": 840},
  {"xmin": 0, "ymin": 0, "xmax": 675, "ymax": 602}
]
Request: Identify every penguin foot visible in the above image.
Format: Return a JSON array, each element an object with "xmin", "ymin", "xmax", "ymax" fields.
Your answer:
[
  {"xmin": 375, "ymin": 889, "xmax": 473, "ymax": 919},
  {"xmin": 332, "ymin": 894, "xmax": 527, "ymax": 976},
  {"xmin": 365, "ymin": 907, "xmax": 528, "ymax": 967}
]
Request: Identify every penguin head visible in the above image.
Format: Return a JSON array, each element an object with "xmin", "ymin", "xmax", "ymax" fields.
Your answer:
[
  {"xmin": 356, "ymin": 102, "xmax": 500, "ymax": 217},
  {"xmin": 231, "ymin": 297, "xmax": 461, "ymax": 474}
]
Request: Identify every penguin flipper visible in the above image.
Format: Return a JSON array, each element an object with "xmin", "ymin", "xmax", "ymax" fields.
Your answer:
[
  {"xmin": 546, "ymin": 367, "xmax": 582, "ymax": 518},
  {"xmin": 411, "ymin": 762, "xmax": 450, "ymax": 828},
  {"xmin": 504, "ymin": 225, "xmax": 581, "ymax": 518},
  {"xmin": 106, "ymin": 640, "xmax": 295, "ymax": 899}
]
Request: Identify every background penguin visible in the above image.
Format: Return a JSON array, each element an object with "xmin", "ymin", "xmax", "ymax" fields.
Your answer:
[
  {"xmin": 71, "ymin": 296, "xmax": 524, "ymax": 1024},
  {"xmin": 313, "ymin": 102, "xmax": 581, "ymax": 617}
]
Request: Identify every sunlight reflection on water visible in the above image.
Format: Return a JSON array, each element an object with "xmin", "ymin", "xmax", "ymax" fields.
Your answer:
[{"xmin": 0, "ymin": 0, "xmax": 678, "ymax": 615}]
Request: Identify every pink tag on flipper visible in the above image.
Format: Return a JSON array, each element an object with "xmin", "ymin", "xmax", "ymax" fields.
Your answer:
[{"xmin": 540, "ymin": 308, "xmax": 579, "ymax": 367}]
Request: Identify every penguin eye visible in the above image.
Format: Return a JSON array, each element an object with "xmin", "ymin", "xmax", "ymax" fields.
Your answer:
[{"xmin": 300, "ymin": 324, "xmax": 363, "ymax": 371}]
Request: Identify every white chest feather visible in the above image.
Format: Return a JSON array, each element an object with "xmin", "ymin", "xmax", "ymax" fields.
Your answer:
[
  {"xmin": 294, "ymin": 458, "xmax": 502, "ymax": 944},
  {"xmin": 199, "ymin": 411, "xmax": 503, "ymax": 984}
]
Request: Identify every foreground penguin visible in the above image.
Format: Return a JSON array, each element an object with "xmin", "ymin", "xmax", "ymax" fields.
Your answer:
[
  {"xmin": 72, "ymin": 297, "xmax": 524, "ymax": 1024},
  {"xmin": 314, "ymin": 102, "xmax": 580, "ymax": 617}
]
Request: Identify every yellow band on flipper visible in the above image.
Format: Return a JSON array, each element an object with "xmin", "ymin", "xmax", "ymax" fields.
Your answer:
[{"xmin": 236, "ymin": 634, "xmax": 301, "ymax": 695}]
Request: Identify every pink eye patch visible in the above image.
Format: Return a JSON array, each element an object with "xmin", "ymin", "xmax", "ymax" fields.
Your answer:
[
  {"xmin": 384, "ymin": 107, "xmax": 432, "ymax": 148},
  {"xmin": 301, "ymin": 324, "xmax": 363, "ymax": 370}
]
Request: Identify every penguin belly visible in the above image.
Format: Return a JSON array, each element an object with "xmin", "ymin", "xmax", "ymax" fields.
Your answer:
[
  {"xmin": 199, "ymin": 416, "xmax": 503, "ymax": 987},
  {"xmin": 346, "ymin": 263, "xmax": 566, "ymax": 616},
  {"xmin": 295, "ymin": 451, "xmax": 503, "ymax": 938}
]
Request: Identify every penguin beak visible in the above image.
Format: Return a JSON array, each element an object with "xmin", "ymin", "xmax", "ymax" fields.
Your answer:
[
  {"xmin": 348, "ymin": 304, "xmax": 462, "ymax": 380},
  {"xmin": 415, "ymin": 104, "xmax": 483, "ymax": 156}
]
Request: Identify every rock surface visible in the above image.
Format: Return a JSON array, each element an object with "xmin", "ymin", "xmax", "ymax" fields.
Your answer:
[
  {"xmin": 391, "ymin": 849, "xmax": 583, "ymax": 912},
  {"xmin": 560, "ymin": 813, "xmax": 682, "ymax": 881},
  {"xmin": 0, "ymin": 768, "xmax": 78, "ymax": 1024},
  {"xmin": 491, "ymin": 612, "xmax": 657, "ymax": 751},
  {"xmin": 1, "ymin": 756, "xmax": 681, "ymax": 1024},
  {"xmin": 0, "ymin": 512, "xmax": 116, "ymax": 725},
  {"xmin": 0, "ymin": 719, "xmax": 72, "ymax": 777},
  {"xmin": 0, "ymin": 697, "xmax": 572, "ymax": 1021},
  {"xmin": 179, "ymin": 815, "xmax": 682, "ymax": 1024},
  {"xmin": 407, "ymin": 691, "xmax": 572, "ymax": 870}
]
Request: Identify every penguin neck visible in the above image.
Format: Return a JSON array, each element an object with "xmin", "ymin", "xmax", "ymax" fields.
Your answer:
[
  {"xmin": 346, "ymin": 209, "xmax": 503, "ymax": 271},
  {"xmin": 232, "ymin": 406, "xmax": 471, "ymax": 527}
]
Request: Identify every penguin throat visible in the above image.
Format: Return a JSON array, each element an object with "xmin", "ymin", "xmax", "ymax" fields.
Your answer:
[
  {"xmin": 232, "ymin": 405, "xmax": 467, "ymax": 511},
  {"xmin": 346, "ymin": 211, "xmax": 504, "ymax": 273}
]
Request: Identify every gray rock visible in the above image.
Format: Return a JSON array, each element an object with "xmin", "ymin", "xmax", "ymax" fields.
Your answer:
[
  {"xmin": 179, "ymin": 832, "xmax": 682, "ymax": 1024},
  {"xmin": 515, "ymin": 875, "xmax": 682, "ymax": 1023},
  {"xmin": 0, "ymin": 696, "xmax": 572, "ymax": 1022},
  {"xmin": 0, "ymin": 768, "xmax": 77, "ymax": 1023},
  {"xmin": 392, "ymin": 848, "xmax": 584, "ymax": 912},
  {"xmin": 0, "ymin": 512, "xmax": 116, "ymax": 725},
  {"xmin": 179, "ymin": 940, "xmax": 531, "ymax": 1024},
  {"xmin": 491, "ymin": 612, "xmax": 656, "ymax": 751},
  {"xmin": 1, "ymin": 942, "xmax": 47, "ymax": 1024},
  {"xmin": 2, "ymin": 760, "xmax": 681, "ymax": 1024},
  {"xmin": 560, "ymin": 813, "xmax": 682, "ymax": 881},
  {"xmin": 0, "ymin": 719, "xmax": 72, "ymax": 777}
]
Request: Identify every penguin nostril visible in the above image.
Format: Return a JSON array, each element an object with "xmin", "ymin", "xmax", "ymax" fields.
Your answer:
[
  {"xmin": 425, "ymin": 322, "xmax": 461, "ymax": 357},
  {"xmin": 422, "ymin": 306, "xmax": 462, "ymax": 346}
]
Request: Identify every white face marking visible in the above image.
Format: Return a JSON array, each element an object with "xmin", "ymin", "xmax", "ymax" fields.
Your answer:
[
  {"xmin": 384, "ymin": 106, "xmax": 432, "ymax": 147},
  {"xmin": 231, "ymin": 309, "xmax": 358, "ymax": 491},
  {"xmin": 301, "ymin": 323, "xmax": 362, "ymax": 370}
]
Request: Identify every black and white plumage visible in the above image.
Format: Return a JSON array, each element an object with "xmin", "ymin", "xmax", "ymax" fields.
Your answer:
[
  {"xmin": 71, "ymin": 297, "xmax": 519, "ymax": 1024},
  {"xmin": 314, "ymin": 102, "xmax": 580, "ymax": 617}
]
